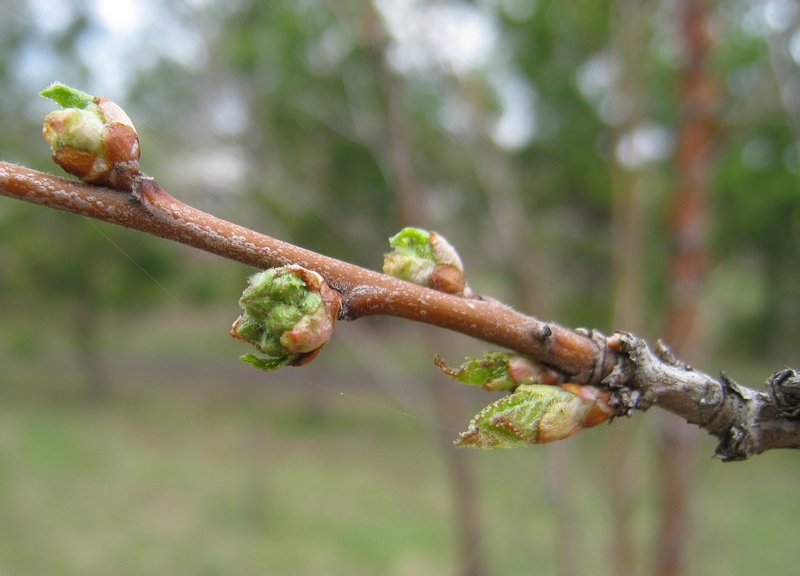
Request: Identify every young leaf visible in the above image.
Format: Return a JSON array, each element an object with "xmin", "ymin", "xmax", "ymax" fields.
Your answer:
[
  {"xmin": 435, "ymin": 352, "xmax": 562, "ymax": 391},
  {"xmin": 455, "ymin": 384, "xmax": 612, "ymax": 448},
  {"xmin": 40, "ymin": 83, "xmax": 94, "ymax": 109},
  {"xmin": 240, "ymin": 353, "xmax": 297, "ymax": 372}
]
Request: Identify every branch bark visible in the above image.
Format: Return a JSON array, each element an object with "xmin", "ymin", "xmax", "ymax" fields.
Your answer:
[
  {"xmin": 3, "ymin": 160, "xmax": 800, "ymax": 460},
  {"xmin": 605, "ymin": 334, "xmax": 800, "ymax": 460},
  {"xmin": 2, "ymin": 161, "xmax": 593, "ymax": 365}
]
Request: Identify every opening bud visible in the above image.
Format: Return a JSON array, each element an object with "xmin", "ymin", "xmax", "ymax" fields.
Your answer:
[
  {"xmin": 454, "ymin": 383, "xmax": 613, "ymax": 448},
  {"xmin": 231, "ymin": 265, "xmax": 340, "ymax": 371},
  {"xmin": 41, "ymin": 83, "xmax": 140, "ymax": 189},
  {"xmin": 383, "ymin": 228, "xmax": 471, "ymax": 297},
  {"xmin": 435, "ymin": 352, "xmax": 563, "ymax": 391}
]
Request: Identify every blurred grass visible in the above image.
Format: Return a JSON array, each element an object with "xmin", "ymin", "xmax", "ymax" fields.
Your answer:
[{"xmin": 1, "ymin": 308, "xmax": 800, "ymax": 575}]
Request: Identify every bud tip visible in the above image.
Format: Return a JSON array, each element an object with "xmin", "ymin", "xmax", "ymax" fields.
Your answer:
[{"xmin": 41, "ymin": 82, "xmax": 94, "ymax": 109}]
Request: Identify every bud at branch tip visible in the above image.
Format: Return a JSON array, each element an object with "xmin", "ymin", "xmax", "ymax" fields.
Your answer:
[{"xmin": 40, "ymin": 82, "xmax": 140, "ymax": 190}]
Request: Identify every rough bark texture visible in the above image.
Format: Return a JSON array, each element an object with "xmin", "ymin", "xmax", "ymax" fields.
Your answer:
[{"xmin": 606, "ymin": 334, "xmax": 800, "ymax": 461}]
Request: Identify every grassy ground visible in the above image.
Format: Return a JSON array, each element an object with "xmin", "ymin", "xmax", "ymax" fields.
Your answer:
[{"xmin": 1, "ymin": 310, "xmax": 800, "ymax": 575}]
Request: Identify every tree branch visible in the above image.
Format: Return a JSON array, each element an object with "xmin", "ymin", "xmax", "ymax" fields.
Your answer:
[
  {"xmin": 3, "ymin": 160, "xmax": 800, "ymax": 460},
  {"xmin": 606, "ymin": 334, "xmax": 800, "ymax": 460},
  {"xmin": 0, "ymin": 161, "xmax": 606, "ymax": 380}
]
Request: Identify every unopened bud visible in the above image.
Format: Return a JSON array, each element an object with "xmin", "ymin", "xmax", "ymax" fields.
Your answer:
[
  {"xmin": 41, "ymin": 83, "xmax": 140, "ymax": 189},
  {"xmin": 435, "ymin": 352, "xmax": 562, "ymax": 392},
  {"xmin": 559, "ymin": 384, "xmax": 615, "ymax": 429},
  {"xmin": 231, "ymin": 265, "xmax": 340, "ymax": 371},
  {"xmin": 454, "ymin": 383, "xmax": 613, "ymax": 448},
  {"xmin": 383, "ymin": 228, "xmax": 471, "ymax": 296}
]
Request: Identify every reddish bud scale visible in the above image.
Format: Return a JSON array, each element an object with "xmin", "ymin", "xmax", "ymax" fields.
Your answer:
[
  {"xmin": 430, "ymin": 264, "xmax": 467, "ymax": 295},
  {"xmin": 284, "ymin": 271, "xmax": 341, "ymax": 366},
  {"xmin": 51, "ymin": 147, "xmax": 105, "ymax": 183},
  {"xmin": 42, "ymin": 91, "xmax": 140, "ymax": 190},
  {"xmin": 560, "ymin": 384, "xmax": 614, "ymax": 428},
  {"xmin": 507, "ymin": 355, "xmax": 563, "ymax": 386}
]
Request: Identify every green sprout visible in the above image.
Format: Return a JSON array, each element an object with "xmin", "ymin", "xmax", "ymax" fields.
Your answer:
[
  {"xmin": 383, "ymin": 227, "xmax": 469, "ymax": 295},
  {"xmin": 40, "ymin": 83, "xmax": 95, "ymax": 109},
  {"xmin": 435, "ymin": 351, "xmax": 561, "ymax": 392},
  {"xmin": 40, "ymin": 82, "xmax": 139, "ymax": 187},
  {"xmin": 231, "ymin": 265, "xmax": 338, "ymax": 371}
]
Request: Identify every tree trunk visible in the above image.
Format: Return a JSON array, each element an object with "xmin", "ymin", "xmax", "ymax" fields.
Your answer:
[
  {"xmin": 655, "ymin": 1, "xmax": 718, "ymax": 575},
  {"xmin": 362, "ymin": 5, "xmax": 488, "ymax": 575}
]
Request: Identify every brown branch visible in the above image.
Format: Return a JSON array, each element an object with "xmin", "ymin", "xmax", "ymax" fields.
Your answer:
[
  {"xmin": 0, "ymin": 161, "xmax": 604, "ymax": 381},
  {"xmin": 3, "ymin": 160, "xmax": 800, "ymax": 460}
]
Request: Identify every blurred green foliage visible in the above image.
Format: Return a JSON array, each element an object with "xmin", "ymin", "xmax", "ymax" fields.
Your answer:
[{"xmin": 1, "ymin": 0, "xmax": 800, "ymax": 574}]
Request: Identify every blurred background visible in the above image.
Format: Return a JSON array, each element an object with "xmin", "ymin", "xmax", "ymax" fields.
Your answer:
[{"xmin": 1, "ymin": 0, "xmax": 799, "ymax": 574}]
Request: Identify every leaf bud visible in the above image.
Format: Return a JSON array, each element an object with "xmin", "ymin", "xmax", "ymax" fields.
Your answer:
[
  {"xmin": 435, "ymin": 352, "xmax": 563, "ymax": 392},
  {"xmin": 383, "ymin": 227, "xmax": 471, "ymax": 296},
  {"xmin": 454, "ymin": 383, "xmax": 613, "ymax": 448},
  {"xmin": 231, "ymin": 265, "xmax": 340, "ymax": 371},
  {"xmin": 41, "ymin": 83, "xmax": 140, "ymax": 189}
]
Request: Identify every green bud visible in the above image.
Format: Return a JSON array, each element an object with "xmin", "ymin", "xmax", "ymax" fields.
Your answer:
[
  {"xmin": 435, "ymin": 352, "xmax": 562, "ymax": 391},
  {"xmin": 231, "ymin": 265, "xmax": 340, "ymax": 371},
  {"xmin": 41, "ymin": 82, "xmax": 140, "ymax": 188},
  {"xmin": 383, "ymin": 228, "xmax": 436, "ymax": 284},
  {"xmin": 383, "ymin": 227, "xmax": 469, "ymax": 296},
  {"xmin": 455, "ymin": 383, "xmax": 613, "ymax": 448}
]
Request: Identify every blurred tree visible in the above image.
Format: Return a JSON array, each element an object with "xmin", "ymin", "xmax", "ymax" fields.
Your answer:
[
  {"xmin": 0, "ymin": 211, "xmax": 177, "ymax": 398},
  {"xmin": 2, "ymin": 0, "xmax": 800, "ymax": 573},
  {"xmin": 606, "ymin": 0, "xmax": 658, "ymax": 572},
  {"xmin": 0, "ymin": 0, "xmax": 201, "ymax": 397},
  {"xmin": 710, "ymin": 0, "xmax": 800, "ymax": 360},
  {"xmin": 655, "ymin": 1, "xmax": 720, "ymax": 575}
]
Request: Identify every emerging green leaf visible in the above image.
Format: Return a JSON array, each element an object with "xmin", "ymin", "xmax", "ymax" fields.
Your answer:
[
  {"xmin": 383, "ymin": 227, "xmax": 437, "ymax": 285},
  {"xmin": 240, "ymin": 353, "xmax": 297, "ymax": 372},
  {"xmin": 383, "ymin": 227, "xmax": 469, "ymax": 295},
  {"xmin": 455, "ymin": 383, "xmax": 613, "ymax": 448},
  {"xmin": 41, "ymin": 82, "xmax": 139, "ymax": 188},
  {"xmin": 41, "ymin": 83, "xmax": 94, "ymax": 109},
  {"xmin": 435, "ymin": 352, "xmax": 562, "ymax": 391},
  {"xmin": 231, "ymin": 265, "xmax": 340, "ymax": 370}
]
